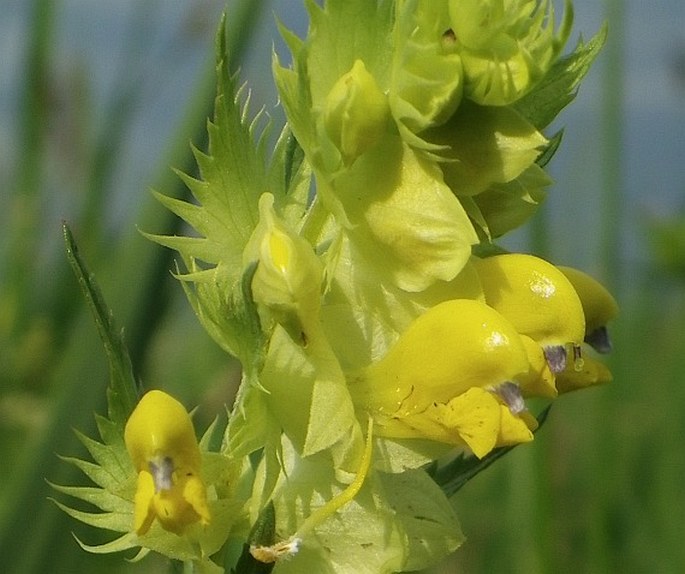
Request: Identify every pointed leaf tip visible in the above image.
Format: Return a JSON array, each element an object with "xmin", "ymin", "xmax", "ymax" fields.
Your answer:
[{"xmin": 63, "ymin": 223, "xmax": 139, "ymax": 428}]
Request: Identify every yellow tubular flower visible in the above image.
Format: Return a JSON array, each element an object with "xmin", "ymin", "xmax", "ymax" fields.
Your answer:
[
  {"xmin": 473, "ymin": 253, "xmax": 586, "ymax": 373},
  {"xmin": 350, "ymin": 299, "xmax": 535, "ymax": 458},
  {"xmin": 558, "ymin": 265, "xmax": 619, "ymax": 353},
  {"xmin": 517, "ymin": 334, "xmax": 558, "ymax": 398},
  {"xmin": 555, "ymin": 355, "xmax": 613, "ymax": 394},
  {"xmin": 124, "ymin": 390, "xmax": 210, "ymax": 536}
]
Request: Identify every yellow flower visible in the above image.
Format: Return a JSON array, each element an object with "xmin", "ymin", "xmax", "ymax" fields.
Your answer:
[
  {"xmin": 473, "ymin": 253, "xmax": 586, "ymax": 373},
  {"xmin": 555, "ymin": 354, "xmax": 613, "ymax": 394},
  {"xmin": 124, "ymin": 390, "xmax": 211, "ymax": 535},
  {"xmin": 558, "ymin": 265, "xmax": 619, "ymax": 353},
  {"xmin": 350, "ymin": 299, "xmax": 536, "ymax": 458}
]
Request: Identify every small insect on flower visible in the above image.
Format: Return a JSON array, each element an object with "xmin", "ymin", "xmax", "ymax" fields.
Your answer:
[
  {"xmin": 124, "ymin": 390, "xmax": 211, "ymax": 536},
  {"xmin": 250, "ymin": 538, "xmax": 302, "ymax": 563}
]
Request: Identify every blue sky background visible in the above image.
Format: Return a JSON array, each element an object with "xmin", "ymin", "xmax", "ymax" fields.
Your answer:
[{"xmin": 1, "ymin": 0, "xmax": 683, "ymax": 278}]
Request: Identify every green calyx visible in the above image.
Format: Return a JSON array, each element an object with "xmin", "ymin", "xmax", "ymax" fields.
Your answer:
[
  {"xmin": 323, "ymin": 59, "xmax": 391, "ymax": 165},
  {"xmin": 448, "ymin": 0, "xmax": 573, "ymax": 105}
]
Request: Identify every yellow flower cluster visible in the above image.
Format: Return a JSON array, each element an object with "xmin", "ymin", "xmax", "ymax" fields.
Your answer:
[{"xmin": 349, "ymin": 253, "xmax": 617, "ymax": 458}]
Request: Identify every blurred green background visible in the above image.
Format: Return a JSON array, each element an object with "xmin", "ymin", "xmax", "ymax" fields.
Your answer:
[{"xmin": 1, "ymin": 0, "xmax": 684, "ymax": 572}]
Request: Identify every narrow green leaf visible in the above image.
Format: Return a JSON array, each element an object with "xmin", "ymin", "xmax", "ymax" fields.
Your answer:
[{"xmin": 62, "ymin": 223, "xmax": 139, "ymax": 428}]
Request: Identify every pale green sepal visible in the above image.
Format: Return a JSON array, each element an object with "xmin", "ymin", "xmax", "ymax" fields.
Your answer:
[
  {"xmin": 224, "ymin": 374, "xmax": 281, "ymax": 459},
  {"xmin": 259, "ymin": 325, "xmax": 356, "ymax": 458},
  {"xmin": 323, "ymin": 59, "xmax": 391, "ymax": 166},
  {"xmin": 274, "ymin": 0, "xmax": 394, "ymax": 176},
  {"xmin": 474, "ymin": 162, "xmax": 552, "ymax": 237},
  {"xmin": 265, "ymin": 436, "xmax": 406, "ymax": 574},
  {"xmin": 321, "ymin": 235, "xmax": 484, "ymax": 372},
  {"xmin": 449, "ymin": 0, "xmax": 572, "ymax": 106},
  {"xmin": 188, "ymin": 558, "xmax": 226, "ymax": 574},
  {"xmin": 127, "ymin": 546, "xmax": 151, "ymax": 562},
  {"xmin": 371, "ymin": 438, "xmax": 453, "ymax": 474},
  {"xmin": 379, "ymin": 469, "xmax": 464, "ymax": 571},
  {"xmin": 246, "ymin": 193, "xmax": 324, "ymax": 337},
  {"xmin": 331, "ymin": 135, "xmax": 478, "ymax": 292},
  {"xmin": 223, "ymin": 383, "xmax": 281, "ymax": 457},
  {"xmin": 426, "ymin": 101, "xmax": 548, "ymax": 197},
  {"xmin": 248, "ymin": 440, "xmax": 284, "ymax": 518},
  {"xmin": 389, "ymin": 0, "xmax": 463, "ymax": 142},
  {"xmin": 457, "ymin": 195, "xmax": 492, "ymax": 241}
]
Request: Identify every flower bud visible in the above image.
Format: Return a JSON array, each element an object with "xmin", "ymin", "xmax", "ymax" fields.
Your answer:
[
  {"xmin": 323, "ymin": 59, "xmax": 390, "ymax": 165},
  {"xmin": 248, "ymin": 193, "xmax": 323, "ymax": 333}
]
